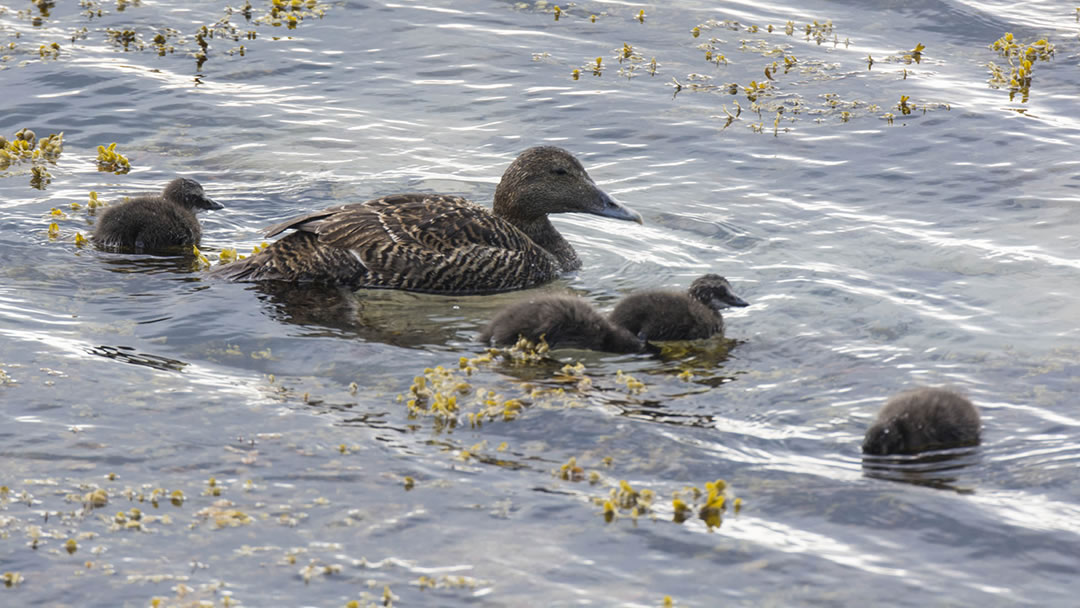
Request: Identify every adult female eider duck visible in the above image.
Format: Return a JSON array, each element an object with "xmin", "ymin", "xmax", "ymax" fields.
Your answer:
[
  {"xmin": 609, "ymin": 274, "xmax": 748, "ymax": 341},
  {"xmin": 479, "ymin": 296, "xmax": 647, "ymax": 353},
  {"xmin": 862, "ymin": 387, "xmax": 981, "ymax": 456},
  {"xmin": 211, "ymin": 146, "xmax": 643, "ymax": 293},
  {"xmin": 93, "ymin": 177, "xmax": 224, "ymax": 252}
]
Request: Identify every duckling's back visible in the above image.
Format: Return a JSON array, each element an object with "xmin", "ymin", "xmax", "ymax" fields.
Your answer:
[
  {"xmin": 480, "ymin": 295, "xmax": 644, "ymax": 353},
  {"xmin": 609, "ymin": 291, "xmax": 722, "ymax": 341},
  {"xmin": 862, "ymin": 387, "xmax": 981, "ymax": 455},
  {"xmin": 94, "ymin": 196, "xmax": 202, "ymax": 252}
]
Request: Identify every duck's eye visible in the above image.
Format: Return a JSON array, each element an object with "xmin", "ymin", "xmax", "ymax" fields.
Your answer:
[{"xmin": 552, "ymin": 167, "xmax": 570, "ymax": 176}]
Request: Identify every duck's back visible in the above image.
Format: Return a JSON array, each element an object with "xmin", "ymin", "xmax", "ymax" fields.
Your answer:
[
  {"xmin": 214, "ymin": 194, "xmax": 563, "ymax": 293},
  {"xmin": 480, "ymin": 295, "xmax": 643, "ymax": 353},
  {"xmin": 94, "ymin": 196, "xmax": 201, "ymax": 251},
  {"xmin": 609, "ymin": 291, "xmax": 722, "ymax": 341}
]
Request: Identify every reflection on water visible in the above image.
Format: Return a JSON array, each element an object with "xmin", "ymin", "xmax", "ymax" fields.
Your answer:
[
  {"xmin": 98, "ymin": 251, "xmax": 205, "ymax": 276},
  {"xmin": 2, "ymin": 0, "xmax": 1080, "ymax": 605},
  {"xmin": 248, "ymin": 277, "xmax": 603, "ymax": 346},
  {"xmin": 862, "ymin": 448, "xmax": 982, "ymax": 493},
  {"xmin": 86, "ymin": 344, "xmax": 189, "ymax": 372}
]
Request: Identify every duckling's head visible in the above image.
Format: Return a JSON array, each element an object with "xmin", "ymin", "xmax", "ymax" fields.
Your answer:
[
  {"xmin": 862, "ymin": 420, "xmax": 906, "ymax": 455},
  {"xmin": 688, "ymin": 274, "xmax": 749, "ymax": 312},
  {"xmin": 493, "ymin": 146, "xmax": 642, "ymax": 224},
  {"xmin": 163, "ymin": 177, "xmax": 224, "ymax": 211}
]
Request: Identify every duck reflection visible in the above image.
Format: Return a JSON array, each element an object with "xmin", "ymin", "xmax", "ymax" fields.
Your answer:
[
  {"xmin": 98, "ymin": 252, "xmax": 205, "ymax": 277},
  {"xmin": 861, "ymin": 448, "xmax": 981, "ymax": 493},
  {"xmin": 248, "ymin": 280, "xmax": 526, "ymax": 347},
  {"xmin": 86, "ymin": 345, "xmax": 188, "ymax": 372}
]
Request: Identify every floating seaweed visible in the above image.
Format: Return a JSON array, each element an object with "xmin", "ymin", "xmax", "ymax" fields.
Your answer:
[
  {"xmin": 670, "ymin": 479, "xmax": 742, "ymax": 529},
  {"xmin": 37, "ymin": 41, "xmax": 59, "ymax": 59},
  {"xmin": 0, "ymin": 128, "xmax": 63, "ymax": 188},
  {"xmin": 95, "ymin": 142, "xmax": 130, "ymax": 174},
  {"xmin": 987, "ymin": 33, "xmax": 1054, "ymax": 102}
]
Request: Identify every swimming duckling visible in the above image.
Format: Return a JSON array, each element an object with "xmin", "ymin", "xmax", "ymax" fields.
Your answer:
[
  {"xmin": 93, "ymin": 177, "xmax": 224, "ymax": 252},
  {"xmin": 609, "ymin": 274, "xmax": 748, "ymax": 341},
  {"xmin": 862, "ymin": 387, "xmax": 981, "ymax": 456},
  {"xmin": 211, "ymin": 146, "xmax": 643, "ymax": 293},
  {"xmin": 479, "ymin": 296, "xmax": 647, "ymax": 353}
]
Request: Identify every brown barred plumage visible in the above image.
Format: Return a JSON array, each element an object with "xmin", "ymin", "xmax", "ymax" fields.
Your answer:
[{"xmin": 211, "ymin": 147, "xmax": 642, "ymax": 294}]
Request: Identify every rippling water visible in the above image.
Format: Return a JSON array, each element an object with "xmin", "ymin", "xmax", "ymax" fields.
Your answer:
[{"xmin": 2, "ymin": 0, "xmax": 1080, "ymax": 605}]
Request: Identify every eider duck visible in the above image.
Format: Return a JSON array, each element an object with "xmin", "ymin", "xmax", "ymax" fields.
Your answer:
[
  {"xmin": 609, "ymin": 274, "xmax": 748, "ymax": 341},
  {"xmin": 93, "ymin": 177, "xmax": 223, "ymax": 252},
  {"xmin": 479, "ymin": 296, "xmax": 646, "ymax": 353},
  {"xmin": 211, "ymin": 146, "xmax": 643, "ymax": 293},
  {"xmin": 862, "ymin": 387, "xmax": 982, "ymax": 456}
]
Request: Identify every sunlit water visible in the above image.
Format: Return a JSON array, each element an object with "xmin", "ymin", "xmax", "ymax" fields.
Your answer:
[{"xmin": 2, "ymin": 1, "xmax": 1079, "ymax": 606}]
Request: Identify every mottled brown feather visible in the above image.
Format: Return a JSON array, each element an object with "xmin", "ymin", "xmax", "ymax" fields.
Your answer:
[{"xmin": 215, "ymin": 194, "xmax": 563, "ymax": 292}]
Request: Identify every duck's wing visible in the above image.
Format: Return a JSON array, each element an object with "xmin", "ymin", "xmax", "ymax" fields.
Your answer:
[
  {"xmin": 263, "ymin": 207, "xmax": 346, "ymax": 238},
  {"xmin": 304, "ymin": 194, "xmax": 537, "ymax": 254},
  {"xmin": 216, "ymin": 194, "xmax": 561, "ymax": 293},
  {"xmin": 316, "ymin": 194, "xmax": 560, "ymax": 292}
]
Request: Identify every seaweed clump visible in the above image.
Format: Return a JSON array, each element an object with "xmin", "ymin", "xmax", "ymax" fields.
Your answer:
[
  {"xmin": 95, "ymin": 141, "xmax": 130, "ymax": 173},
  {"xmin": 671, "ymin": 479, "xmax": 743, "ymax": 529},
  {"xmin": 0, "ymin": 127, "xmax": 63, "ymax": 189},
  {"xmin": 394, "ymin": 336, "xmax": 611, "ymax": 432},
  {"xmin": 987, "ymin": 33, "xmax": 1054, "ymax": 102}
]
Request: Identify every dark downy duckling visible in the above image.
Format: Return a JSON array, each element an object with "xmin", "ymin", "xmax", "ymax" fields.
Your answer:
[
  {"xmin": 211, "ymin": 146, "xmax": 643, "ymax": 293},
  {"xmin": 479, "ymin": 296, "xmax": 647, "ymax": 353},
  {"xmin": 609, "ymin": 274, "xmax": 748, "ymax": 341},
  {"xmin": 862, "ymin": 387, "xmax": 982, "ymax": 456},
  {"xmin": 93, "ymin": 177, "xmax": 224, "ymax": 252}
]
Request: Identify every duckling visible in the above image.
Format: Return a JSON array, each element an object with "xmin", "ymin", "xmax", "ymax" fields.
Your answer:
[
  {"xmin": 479, "ymin": 296, "xmax": 647, "ymax": 353},
  {"xmin": 862, "ymin": 387, "xmax": 981, "ymax": 455},
  {"xmin": 93, "ymin": 177, "xmax": 223, "ymax": 252},
  {"xmin": 609, "ymin": 274, "xmax": 748, "ymax": 341},
  {"xmin": 211, "ymin": 146, "xmax": 643, "ymax": 293}
]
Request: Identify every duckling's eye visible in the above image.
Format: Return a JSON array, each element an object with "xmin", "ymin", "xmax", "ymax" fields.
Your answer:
[{"xmin": 552, "ymin": 167, "xmax": 570, "ymax": 176}]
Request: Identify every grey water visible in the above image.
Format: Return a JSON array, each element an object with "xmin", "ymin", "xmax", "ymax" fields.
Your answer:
[{"xmin": 2, "ymin": 0, "xmax": 1079, "ymax": 606}]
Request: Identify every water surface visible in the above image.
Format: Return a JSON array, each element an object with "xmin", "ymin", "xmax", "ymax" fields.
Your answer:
[{"xmin": 2, "ymin": 1, "xmax": 1079, "ymax": 606}]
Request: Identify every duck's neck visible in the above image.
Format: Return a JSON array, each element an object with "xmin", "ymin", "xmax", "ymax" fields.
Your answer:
[{"xmin": 517, "ymin": 216, "xmax": 581, "ymax": 271}]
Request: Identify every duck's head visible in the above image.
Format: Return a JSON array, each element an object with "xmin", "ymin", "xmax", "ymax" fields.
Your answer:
[
  {"xmin": 164, "ymin": 177, "xmax": 224, "ymax": 211},
  {"xmin": 493, "ymin": 146, "xmax": 642, "ymax": 224},
  {"xmin": 688, "ymin": 274, "xmax": 749, "ymax": 311}
]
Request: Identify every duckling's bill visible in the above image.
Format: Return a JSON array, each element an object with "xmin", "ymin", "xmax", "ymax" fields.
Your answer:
[
  {"xmin": 720, "ymin": 291, "xmax": 749, "ymax": 308},
  {"xmin": 200, "ymin": 195, "xmax": 225, "ymax": 211}
]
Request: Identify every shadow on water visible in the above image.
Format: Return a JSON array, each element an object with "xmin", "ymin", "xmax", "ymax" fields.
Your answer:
[
  {"xmin": 86, "ymin": 345, "xmax": 188, "ymax": 372},
  {"xmin": 98, "ymin": 252, "xmax": 204, "ymax": 277},
  {"xmin": 469, "ymin": 339, "xmax": 740, "ymax": 429},
  {"xmin": 862, "ymin": 448, "xmax": 982, "ymax": 493},
  {"xmin": 653, "ymin": 212, "xmax": 762, "ymax": 251},
  {"xmin": 650, "ymin": 337, "xmax": 741, "ymax": 386}
]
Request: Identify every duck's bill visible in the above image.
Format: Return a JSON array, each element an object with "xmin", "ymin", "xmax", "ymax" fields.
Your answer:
[
  {"xmin": 201, "ymin": 197, "xmax": 225, "ymax": 211},
  {"xmin": 592, "ymin": 190, "xmax": 643, "ymax": 224}
]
